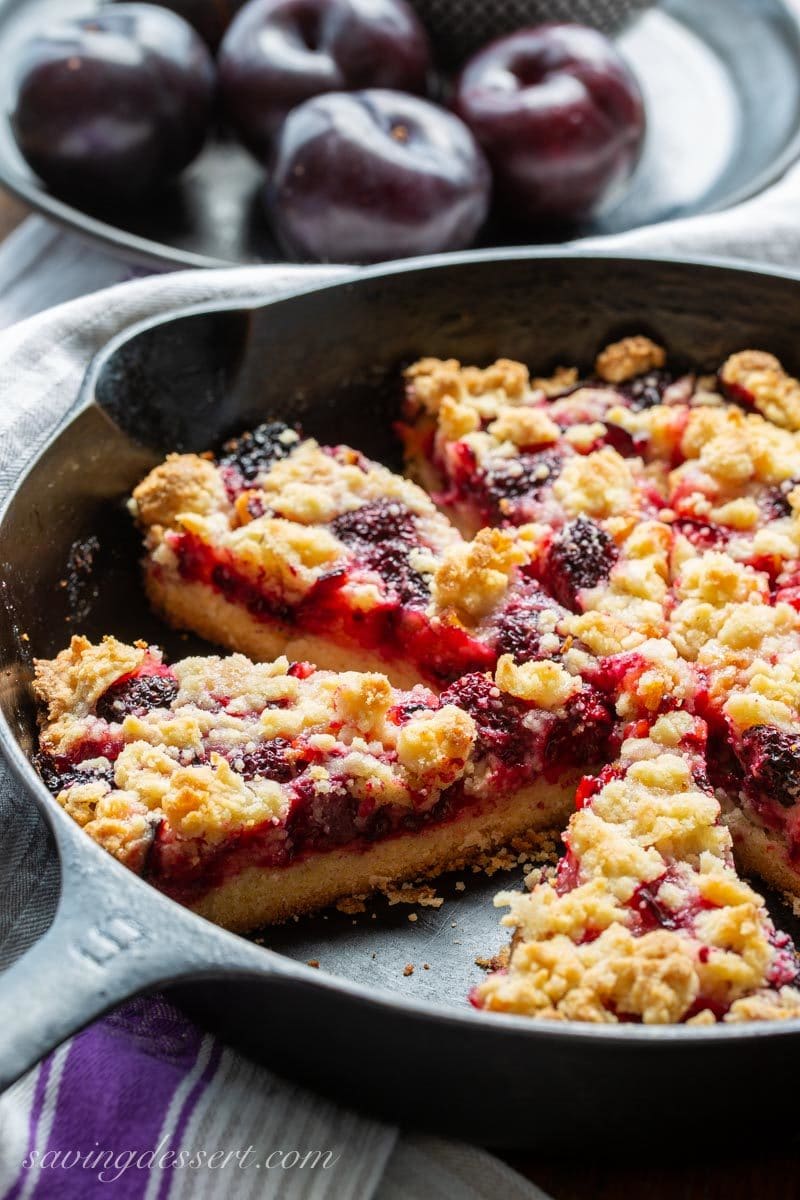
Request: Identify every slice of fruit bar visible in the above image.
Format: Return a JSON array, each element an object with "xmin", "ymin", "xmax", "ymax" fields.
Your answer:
[
  {"xmin": 130, "ymin": 426, "xmax": 670, "ymax": 690},
  {"xmin": 473, "ymin": 712, "xmax": 800, "ymax": 1024},
  {"xmin": 34, "ymin": 637, "xmax": 615, "ymax": 931}
]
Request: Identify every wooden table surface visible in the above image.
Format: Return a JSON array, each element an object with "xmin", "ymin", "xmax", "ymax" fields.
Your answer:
[{"xmin": 0, "ymin": 184, "xmax": 793, "ymax": 1200}]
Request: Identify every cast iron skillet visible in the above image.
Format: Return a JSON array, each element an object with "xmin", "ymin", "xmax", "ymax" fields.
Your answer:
[{"xmin": 3, "ymin": 251, "xmax": 800, "ymax": 1151}]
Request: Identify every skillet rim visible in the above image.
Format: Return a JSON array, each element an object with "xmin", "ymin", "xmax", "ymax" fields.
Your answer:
[{"xmin": 4, "ymin": 246, "xmax": 800, "ymax": 1047}]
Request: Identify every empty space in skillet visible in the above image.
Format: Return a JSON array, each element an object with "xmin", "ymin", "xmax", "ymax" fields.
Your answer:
[{"xmin": 5, "ymin": 254, "xmax": 800, "ymax": 1007}]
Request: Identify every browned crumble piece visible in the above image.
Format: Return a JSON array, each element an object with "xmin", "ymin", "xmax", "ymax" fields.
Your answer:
[
  {"xmin": 336, "ymin": 896, "xmax": 368, "ymax": 915},
  {"xmin": 720, "ymin": 348, "xmax": 800, "ymax": 430},
  {"xmin": 384, "ymin": 882, "xmax": 444, "ymax": 908},
  {"xmin": 595, "ymin": 335, "xmax": 666, "ymax": 383},
  {"xmin": 403, "ymin": 963, "xmax": 414, "ymax": 977}
]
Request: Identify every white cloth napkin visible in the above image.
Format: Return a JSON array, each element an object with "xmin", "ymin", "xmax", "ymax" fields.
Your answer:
[{"xmin": 3, "ymin": 149, "xmax": 800, "ymax": 1200}]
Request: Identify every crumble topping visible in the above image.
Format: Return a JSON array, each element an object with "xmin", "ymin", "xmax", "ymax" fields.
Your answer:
[
  {"xmin": 551, "ymin": 448, "xmax": 638, "ymax": 520},
  {"xmin": 34, "ymin": 636, "xmax": 154, "ymax": 758},
  {"xmin": 495, "ymin": 656, "xmax": 580, "ymax": 710},
  {"xmin": 595, "ymin": 336, "xmax": 666, "ymax": 384},
  {"xmin": 487, "ymin": 406, "xmax": 560, "ymax": 448},
  {"xmin": 720, "ymin": 349, "xmax": 800, "ymax": 431},
  {"xmin": 475, "ymin": 717, "xmax": 800, "ymax": 1023},
  {"xmin": 404, "ymin": 356, "xmax": 534, "ymax": 419},
  {"xmin": 179, "ymin": 512, "xmax": 345, "ymax": 602},
  {"xmin": 679, "ymin": 405, "xmax": 799, "ymax": 479},
  {"xmin": 438, "ymin": 396, "xmax": 481, "ymax": 441},
  {"xmin": 255, "ymin": 441, "xmax": 444, "ymax": 527},
  {"xmin": 34, "ymin": 635, "xmax": 147, "ymax": 727},
  {"xmin": 430, "ymin": 526, "xmax": 540, "ymax": 625},
  {"xmin": 395, "ymin": 706, "xmax": 476, "ymax": 788},
  {"xmin": 130, "ymin": 454, "xmax": 230, "ymax": 528},
  {"xmin": 532, "ymin": 366, "xmax": 579, "ymax": 397}
]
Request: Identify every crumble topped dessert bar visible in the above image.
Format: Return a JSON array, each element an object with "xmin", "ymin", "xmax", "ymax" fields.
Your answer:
[
  {"xmin": 130, "ymin": 431, "xmax": 469, "ymax": 689},
  {"xmin": 473, "ymin": 714, "xmax": 800, "ymax": 1024},
  {"xmin": 34, "ymin": 336, "xmax": 800, "ymax": 1023},
  {"xmin": 130, "ymin": 427, "xmax": 669, "ymax": 688},
  {"xmin": 399, "ymin": 336, "xmax": 676, "ymax": 537},
  {"xmin": 35, "ymin": 635, "xmax": 613, "ymax": 930}
]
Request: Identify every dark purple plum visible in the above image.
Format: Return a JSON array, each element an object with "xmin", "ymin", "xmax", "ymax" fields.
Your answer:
[
  {"xmin": 10, "ymin": 5, "xmax": 215, "ymax": 203},
  {"xmin": 453, "ymin": 24, "xmax": 646, "ymax": 226},
  {"xmin": 218, "ymin": 0, "xmax": 431, "ymax": 160},
  {"xmin": 135, "ymin": 0, "xmax": 247, "ymax": 49},
  {"xmin": 266, "ymin": 89, "xmax": 491, "ymax": 263}
]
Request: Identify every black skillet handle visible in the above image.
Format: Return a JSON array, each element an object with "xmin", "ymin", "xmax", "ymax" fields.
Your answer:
[{"xmin": 0, "ymin": 820, "xmax": 271, "ymax": 1092}]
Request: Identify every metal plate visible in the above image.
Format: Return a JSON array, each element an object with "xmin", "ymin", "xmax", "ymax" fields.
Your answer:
[
  {"xmin": 0, "ymin": 0, "xmax": 796, "ymax": 267},
  {"xmin": 5, "ymin": 253, "xmax": 800, "ymax": 1148}
]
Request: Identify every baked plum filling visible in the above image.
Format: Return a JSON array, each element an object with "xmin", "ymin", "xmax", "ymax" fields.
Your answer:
[
  {"xmin": 441, "ymin": 670, "xmax": 614, "ymax": 789},
  {"xmin": 329, "ymin": 499, "xmax": 431, "ymax": 607},
  {"xmin": 474, "ymin": 714, "xmax": 800, "ymax": 1023},
  {"xmin": 672, "ymin": 518, "xmax": 730, "ymax": 555},
  {"xmin": 170, "ymin": 527, "xmax": 495, "ymax": 685}
]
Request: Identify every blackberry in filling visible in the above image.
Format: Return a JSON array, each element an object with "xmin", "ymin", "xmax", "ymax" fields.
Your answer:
[
  {"xmin": 330, "ymin": 499, "xmax": 429, "ymax": 606},
  {"xmin": 617, "ymin": 370, "xmax": 672, "ymax": 410},
  {"xmin": 217, "ymin": 421, "xmax": 299, "ymax": 486},
  {"xmin": 490, "ymin": 583, "xmax": 566, "ymax": 662},
  {"xmin": 230, "ymin": 737, "xmax": 302, "ymax": 784},
  {"xmin": 760, "ymin": 477, "xmax": 800, "ymax": 522},
  {"xmin": 441, "ymin": 672, "xmax": 534, "ymax": 773},
  {"xmin": 95, "ymin": 672, "xmax": 179, "ymax": 722},
  {"xmin": 482, "ymin": 449, "xmax": 563, "ymax": 519},
  {"xmin": 541, "ymin": 686, "xmax": 615, "ymax": 768},
  {"xmin": 738, "ymin": 725, "xmax": 800, "ymax": 809},
  {"xmin": 544, "ymin": 515, "xmax": 618, "ymax": 610},
  {"xmin": 35, "ymin": 753, "xmax": 116, "ymax": 796}
]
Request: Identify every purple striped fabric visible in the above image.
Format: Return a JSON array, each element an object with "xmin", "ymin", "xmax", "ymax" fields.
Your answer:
[
  {"xmin": 152, "ymin": 1038, "xmax": 222, "ymax": 1200},
  {"xmin": 5, "ymin": 1057, "xmax": 53, "ymax": 1200},
  {"xmin": 6, "ymin": 998, "xmax": 220, "ymax": 1200}
]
